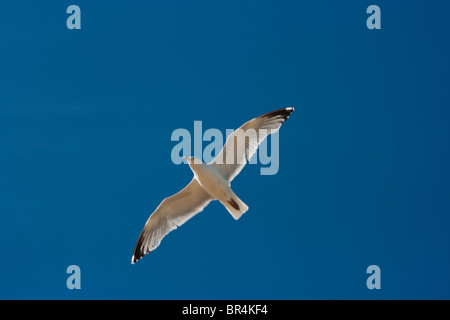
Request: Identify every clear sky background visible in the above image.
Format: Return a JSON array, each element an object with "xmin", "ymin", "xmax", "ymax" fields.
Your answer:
[{"xmin": 0, "ymin": 1, "xmax": 449, "ymax": 299}]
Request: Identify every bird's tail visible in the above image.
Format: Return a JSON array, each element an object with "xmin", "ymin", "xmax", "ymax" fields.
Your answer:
[{"xmin": 220, "ymin": 194, "xmax": 249, "ymax": 220}]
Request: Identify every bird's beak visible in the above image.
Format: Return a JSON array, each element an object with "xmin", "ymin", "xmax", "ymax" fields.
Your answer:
[{"xmin": 183, "ymin": 156, "xmax": 188, "ymax": 162}]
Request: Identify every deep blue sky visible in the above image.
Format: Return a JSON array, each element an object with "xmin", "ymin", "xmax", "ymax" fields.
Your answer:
[{"xmin": 1, "ymin": 1, "xmax": 449, "ymax": 299}]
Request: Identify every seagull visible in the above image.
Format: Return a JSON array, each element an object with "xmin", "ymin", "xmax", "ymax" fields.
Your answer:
[{"xmin": 131, "ymin": 107, "xmax": 294, "ymax": 263}]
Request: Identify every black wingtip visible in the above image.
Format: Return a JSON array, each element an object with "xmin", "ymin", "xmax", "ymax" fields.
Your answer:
[
  {"xmin": 131, "ymin": 254, "xmax": 139, "ymax": 264},
  {"xmin": 261, "ymin": 107, "xmax": 294, "ymax": 120},
  {"xmin": 131, "ymin": 249, "xmax": 151, "ymax": 264},
  {"xmin": 131, "ymin": 232, "xmax": 152, "ymax": 264}
]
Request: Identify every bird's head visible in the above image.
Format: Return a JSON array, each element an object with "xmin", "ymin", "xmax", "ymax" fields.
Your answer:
[{"xmin": 183, "ymin": 156, "xmax": 202, "ymax": 165}]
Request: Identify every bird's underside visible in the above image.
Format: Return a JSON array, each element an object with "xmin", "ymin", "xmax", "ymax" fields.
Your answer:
[{"xmin": 131, "ymin": 107, "xmax": 294, "ymax": 264}]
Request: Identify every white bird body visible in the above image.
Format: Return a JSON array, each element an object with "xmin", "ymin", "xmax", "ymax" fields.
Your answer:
[
  {"xmin": 131, "ymin": 107, "xmax": 294, "ymax": 263},
  {"xmin": 185, "ymin": 156, "xmax": 248, "ymax": 220}
]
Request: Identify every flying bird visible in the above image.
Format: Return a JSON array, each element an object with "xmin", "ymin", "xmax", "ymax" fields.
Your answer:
[{"xmin": 131, "ymin": 107, "xmax": 294, "ymax": 263}]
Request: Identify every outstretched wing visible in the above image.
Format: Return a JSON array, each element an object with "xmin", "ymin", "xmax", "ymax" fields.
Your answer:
[
  {"xmin": 131, "ymin": 178, "xmax": 213, "ymax": 263},
  {"xmin": 210, "ymin": 107, "xmax": 294, "ymax": 182}
]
